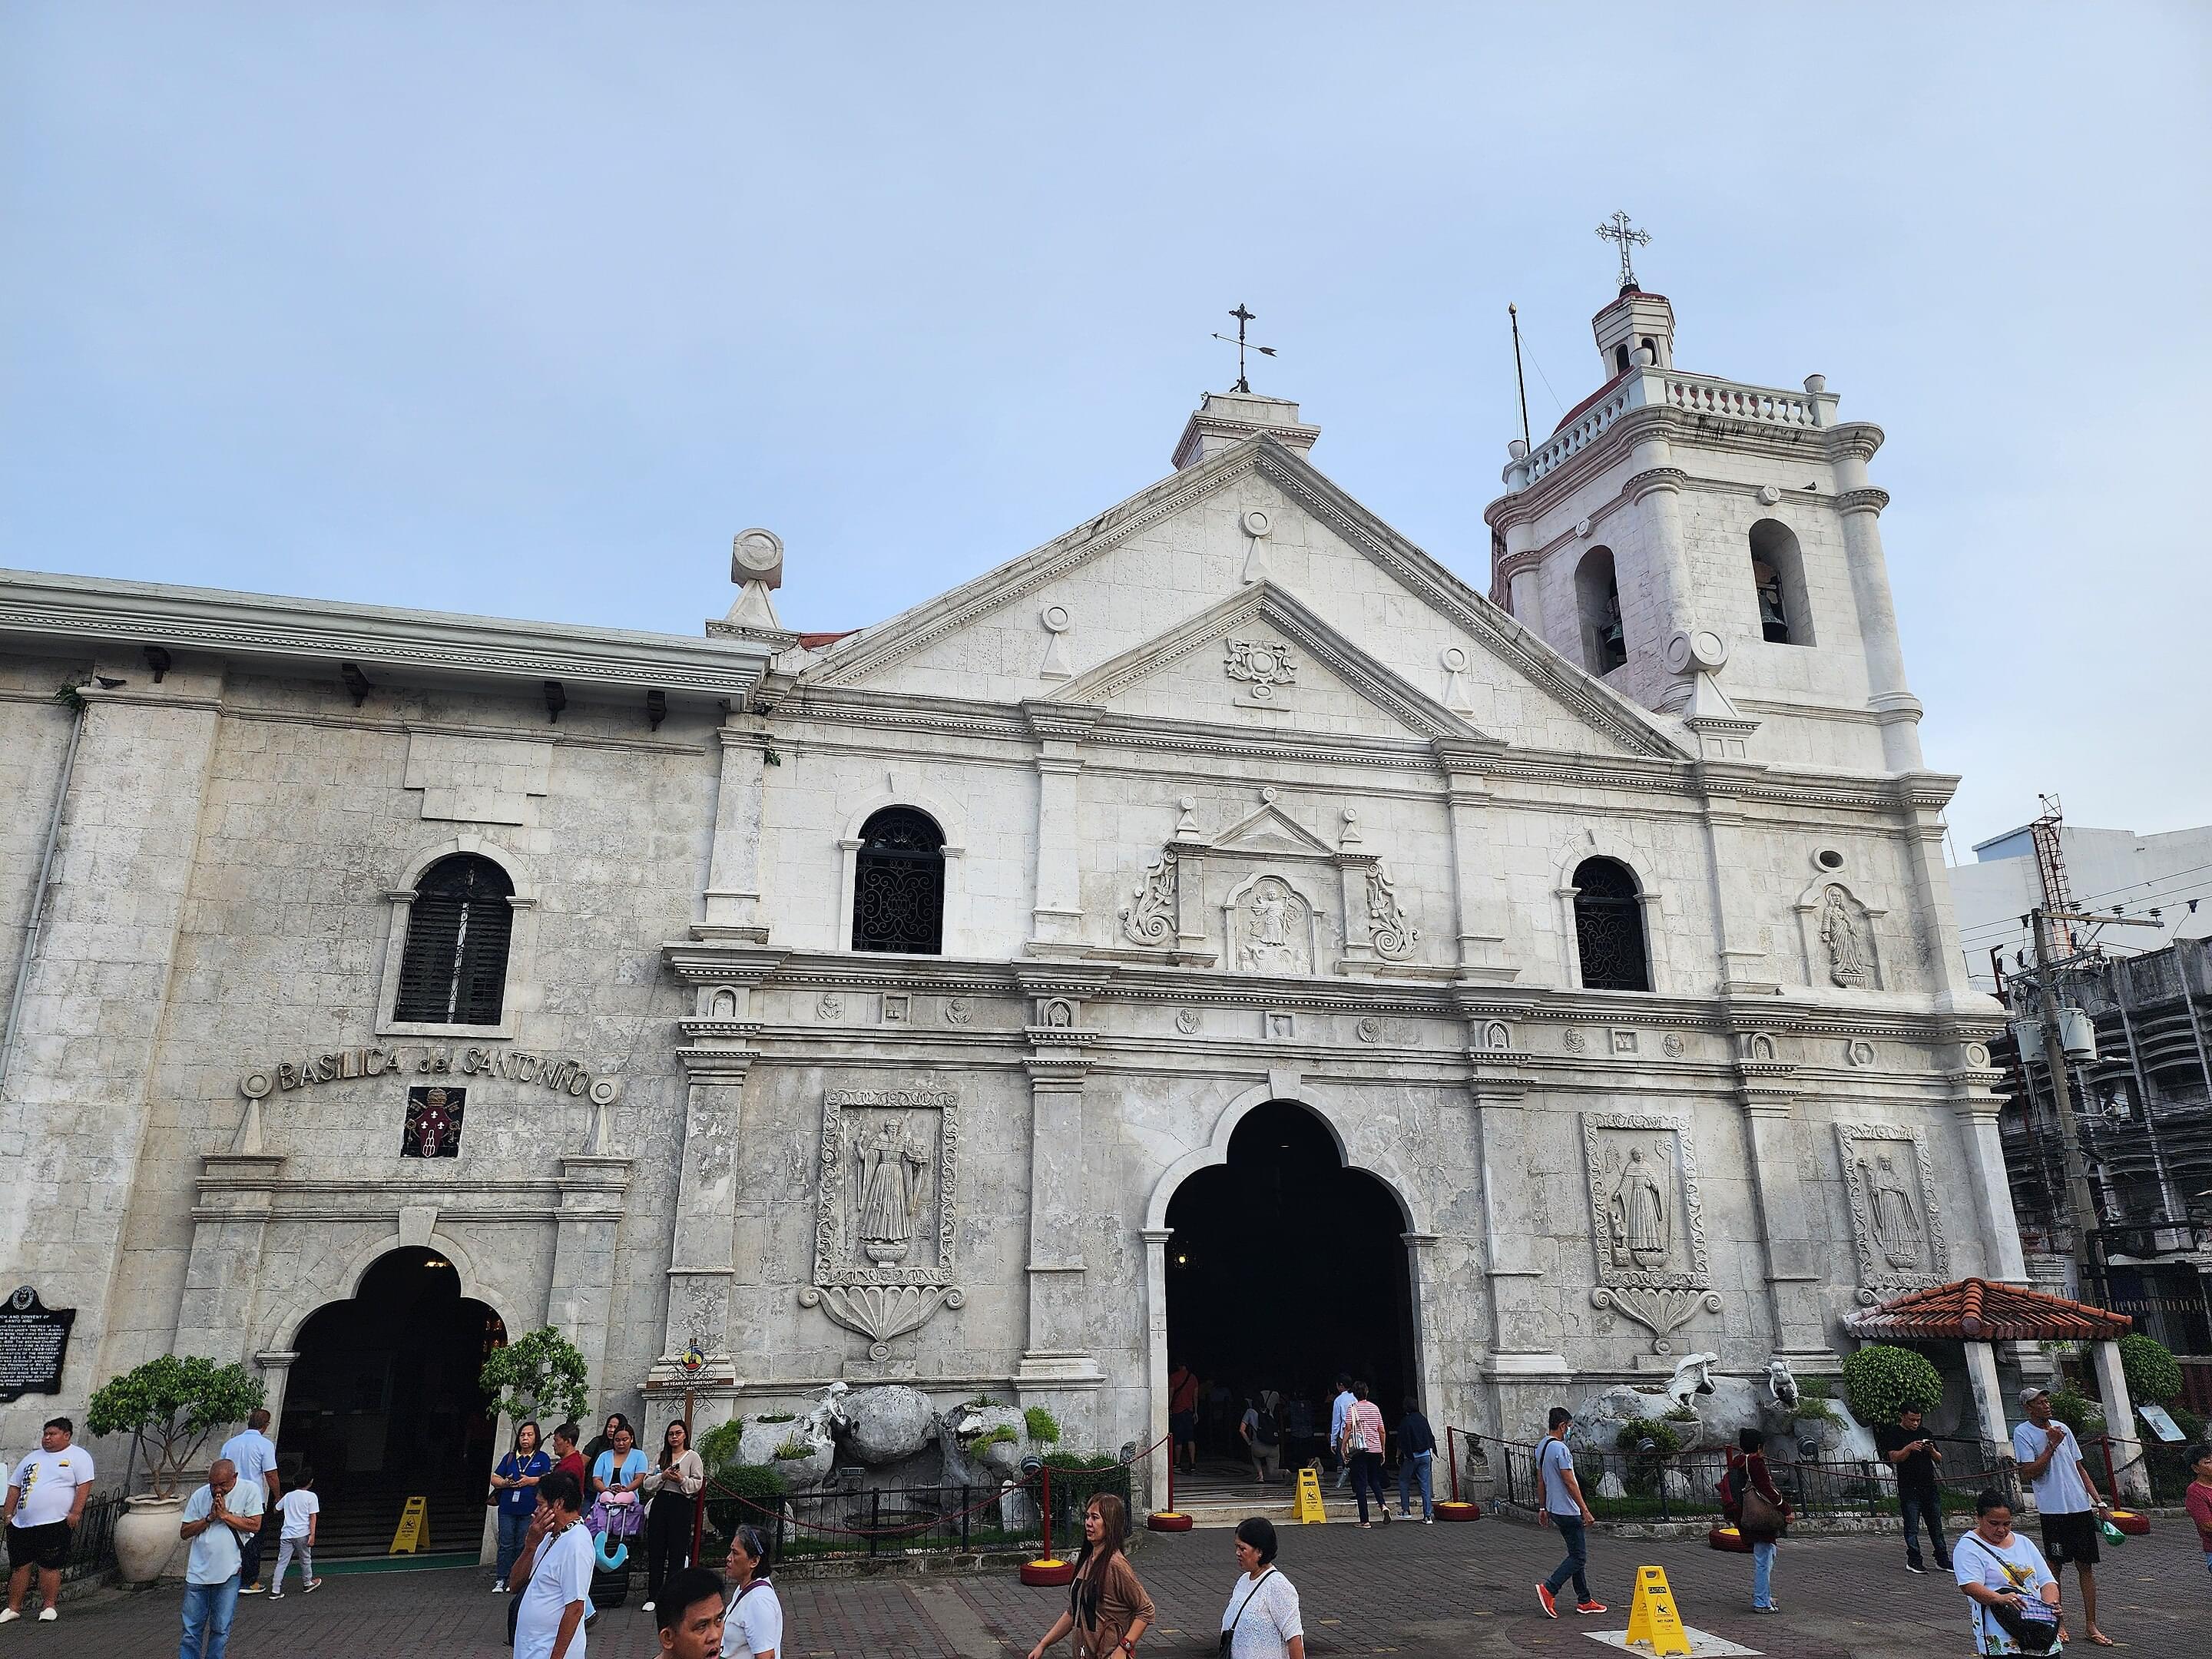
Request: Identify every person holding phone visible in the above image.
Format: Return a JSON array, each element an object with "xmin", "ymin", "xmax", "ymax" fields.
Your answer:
[
  {"xmin": 1875, "ymin": 1405, "xmax": 1950, "ymax": 1574},
  {"xmin": 2012, "ymin": 1386, "xmax": 2115, "ymax": 1647}
]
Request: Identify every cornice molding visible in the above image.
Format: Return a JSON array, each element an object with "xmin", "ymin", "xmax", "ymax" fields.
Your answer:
[{"xmin": 0, "ymin": 568, "xmax": 773, "ymax": 700}]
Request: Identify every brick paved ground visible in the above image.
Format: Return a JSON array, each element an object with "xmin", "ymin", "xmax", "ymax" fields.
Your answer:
[{"xmin": 22, "ymin": 1515, "xmax": 2206, "ymax": 1656}]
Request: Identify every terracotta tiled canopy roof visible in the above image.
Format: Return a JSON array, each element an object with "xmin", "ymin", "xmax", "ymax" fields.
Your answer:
[{"xmin": 1844, "ymin": 1277, "xmax": 2133, "ymax": 1343}]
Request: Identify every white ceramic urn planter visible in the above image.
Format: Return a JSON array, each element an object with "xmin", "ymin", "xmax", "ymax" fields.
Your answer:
[{"xmin": 114, "ymin": 1494, "xmax": 186, "ymax": 1584}]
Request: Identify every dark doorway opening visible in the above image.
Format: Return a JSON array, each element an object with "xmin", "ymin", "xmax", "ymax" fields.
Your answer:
[
  {"xmin": 277, "ymin": 1247, "xmax": 506, "ymax": 1557},
  {"xmin": 1164, "ymin": 1101, "xmax": 1417, "ymax": 1469}
]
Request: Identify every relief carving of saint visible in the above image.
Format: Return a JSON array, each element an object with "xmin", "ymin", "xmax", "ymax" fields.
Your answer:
[
  {"xmin": 853, "ymin": 1119, "xmax": 932, "ymax": 1264},
  {"xmin": 1238, "ymin": 878, "xmax": 1311, "ymax": 974},
  {"xmin": 1821, "ymin": 885, "xmax": 1870, "ymax": 988},
  {"xmin": 1607, "ymin": 1145, "xmax": 1671, "ymax": 1271},
  {"xmin": 1859, "ymin": 1153, "xmax": 1922, "ymax": 1270}
]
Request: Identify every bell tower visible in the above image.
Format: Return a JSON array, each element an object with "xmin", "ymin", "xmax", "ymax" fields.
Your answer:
[{"xmin": 1484, "ymin": 276, "xmax": 1922, "ymax": 776}]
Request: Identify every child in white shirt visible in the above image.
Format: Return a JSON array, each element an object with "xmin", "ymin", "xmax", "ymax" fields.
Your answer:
[{"xmin": 269, "ymin": 1469, "xmax": 322, "ymax": 1597}]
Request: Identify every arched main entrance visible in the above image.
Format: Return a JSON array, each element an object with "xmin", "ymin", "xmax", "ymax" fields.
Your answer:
[
  {"xmin": 1163, "ymin": 1101, "xmax": 1417, "ymax": 1475},
  {"xmin": 277, "ymin": 1247, "xmax": 507, "ymax": 1557}
]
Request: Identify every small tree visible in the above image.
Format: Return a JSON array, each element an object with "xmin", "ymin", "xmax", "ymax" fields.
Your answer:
[
  {"xmin": 1841, "ymin": 1343, "xmax": 1945, "ymax": 1424},
  {"xmin": 2117, "ymin": 1333, "xmax": 2182, "ymax": 1406},
  {"xmin": 478, "ymin": 1326, "xmax": 591, "ymax": 1429},
  {"xmin": 86, "ymin": 1356, "xmax": 267, "ymax": 1499}
]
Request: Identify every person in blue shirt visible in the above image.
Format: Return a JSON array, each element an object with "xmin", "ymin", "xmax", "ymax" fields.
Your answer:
[{"xmin": 490, "ymin": 1421, "xmax": 551, "ymax": 1591}]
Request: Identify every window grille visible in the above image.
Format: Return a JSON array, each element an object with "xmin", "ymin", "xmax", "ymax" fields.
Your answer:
[
  {"xmin": 1573, "ymin": 857, "xmax": 1651, "ymax": 992},
  {"xmin": 851, "ymin": 808, "xmax": 945, "ymax": 955},
  {"xmin": 395, "ymin": 854, "xmax": 515, "ymax": 1024}
]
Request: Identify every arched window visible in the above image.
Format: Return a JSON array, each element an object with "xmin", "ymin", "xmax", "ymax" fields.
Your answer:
[
  {"xmin": 1748, "ymin": 518, "xmax": 1814, "ymax": 646},
  {"xmin": 851, "ymin": 807, "xmax": 945, "ymax": 955},
  {"xmin": 1575, "ymin": 547, "xmax": 1628, "ymax": 676},
  {"xmin": 1572, "ymin": 857, "xmax": 1651, "ymax": 992},
  {"xmin": 394, "ymin": 854, "xmax": 515, "ymax": 1025},
  {"xmin": 1613, "ymin": 343, "xmax": 1631, "ymax": 375}
]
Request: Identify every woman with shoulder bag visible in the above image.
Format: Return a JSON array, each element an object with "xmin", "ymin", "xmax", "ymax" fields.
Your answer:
[
  {"xmin": 1025, "ymin": 1493, "xmax": 1154, "ymax": 1659},
  {"xmin": 1219, "ymin": 1517, "xmax": 1305, "ymax": 1659},
  {"xmin": 1722, "ymin": 1429, "xmax": 1791, "ymax": 1614}
]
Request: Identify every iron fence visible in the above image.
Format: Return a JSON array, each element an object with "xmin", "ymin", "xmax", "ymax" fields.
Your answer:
[
  {"xmin": 705, "ymin": 1463, "xmax": 1132, "ymax": 1565},
  {"xmin": 61, "ymin": 1491, "xmax": 121, "ymax": 1584},
  {"xmin": 1466, "ymin": 1432, "xmax": 2020, "ymax": 1525}
]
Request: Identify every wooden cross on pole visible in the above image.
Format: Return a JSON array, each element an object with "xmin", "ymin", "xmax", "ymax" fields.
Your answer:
[{"xmin": 1595, "ymin": 210, "xmax": 1651, "ymax": 290}]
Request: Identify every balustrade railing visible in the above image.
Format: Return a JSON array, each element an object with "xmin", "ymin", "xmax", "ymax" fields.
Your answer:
[{"xmin": 1514, "ymin": 369, "xmax": 1832, "ymax": 486}]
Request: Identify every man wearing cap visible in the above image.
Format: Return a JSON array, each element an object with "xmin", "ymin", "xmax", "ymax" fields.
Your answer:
[{"xmin": 2010, "ymin": 1384, "xmax": 2114, "ymax": 1647}]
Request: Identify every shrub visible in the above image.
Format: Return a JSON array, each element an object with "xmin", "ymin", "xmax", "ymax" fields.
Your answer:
[
  {"xmin": 2118, "ymin": 1334, "xmax": 2183, "ymax": 1406},
  {"xmin": 972, "ymin": 1424, "xmax": 1018, "ymax": 1450},
  {"xmin": 1038, "ymin": 1452, "xmax": 1130, "ymax": 1538},
  {"xmin": 1841, "ymin": 1344, "xmax": 1944, "ymax": 1423},
  {"xmin": 696, "ymin": 1419, "xmax": 745, "ymax": 1470},
  {"xmin": 477, "ymin": 1326, "xmax": 590, "ymax": 1427},
  {"xmin": 1614, "ymin": 1418, "xmax": 1681, "ymax": 1498},
  {"xmin": 703, "ymin": 1459, "xmax": 786, "ymax": 1540},
  {"xmin": 86, "ymin": 1356, "xmax": 267, "ymax": 1499},
  {"xmin": 1024, "ymin": 1406, "xmax": 1062, "ymax": 1445},
  {"xmin": 772, "ymin": 1435, "xmax": 813, "ymax": 1462}
]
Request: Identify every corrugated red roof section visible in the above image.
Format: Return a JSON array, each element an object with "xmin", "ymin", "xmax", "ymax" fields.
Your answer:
[
  {"xmin": 1843, "ymin": 1277, "xmax": 2132, "ymax": 1343},
  {"xmin": 796, "ymin": 630, "xmax": 859, "ymax": 650}
]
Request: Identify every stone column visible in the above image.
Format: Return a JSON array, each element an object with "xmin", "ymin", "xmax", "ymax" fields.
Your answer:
[
  {"xmin": 1017, "ymin": 1056, "xmax": 1102, "ymax": 1391},
  {"xmin": 700, "ymin": 723, "xmax": 770, "ymax": 941},
  {"xmin": 1142, "ymin": 1227, "xmax": 1173, "ymax": 1514},
  {"xmin": 1734, "ymin": 1066, "xmax": 1837, "ymax": 1363},
  {"xmin": 2089, "ymin": 1339, "xmax": 2150, "ymax": 1503},
  {"xmin": 174, "ymin": 1141, "xmax": 287, "ymax": 1363},
  {"xmin": 1830, "ymin": 429, "xmax": 1924, "ymax": 773},
  {"xmin": 1435, "ymin": 745, "xmax": 1517, "ymax": 985},
  {"xmin": 662, "ymin": 1058, "xmax": 751, "ymax": 1382},
  {"xmin": 1469, "ymin": 1071, "xmax": 1570, "ymax": 1392},
  {"xmin": 1951, "ymin": 1092, "xmax": 2030, "ymax": 1283},
  {"xmin": 1506, "ymin": 565, "xmax": 1545, "ymax": 637},
  {"xmin": 1403, "ymin": 1231, "xmax": 1445, "ymax": 1422},
  {"xmin": 1028, "ymin": 749, "xmax": 1086, "ymax": 950},
  {"xmin": 1896, "ymin": 798, "xmax": 1983, "ymax": 1009},
  {"xmin": 1697, "ymin": 793, "xmax": 1780, "ymax": 995},
  {"xmin": 1963, "ymin": 1339, "xmax": 2012, "ymax": 1469},
  {"xmin": 548, "ymin": 1154, "xmax": 633, "ymax": 1419},
  {"xmin": 0, "ymin": 664, "xmax": 222, "ymax": 1439},
  {"xmin": 1624, "ymin": 448, "xmax": 1697, "ymax": 712}
]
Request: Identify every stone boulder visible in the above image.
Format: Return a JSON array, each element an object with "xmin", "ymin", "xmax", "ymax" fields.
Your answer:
[
  {"xmin": 840, "ymin": 1385, "xmax": 938, "ymax": 1465},
  {"xmin": 737, "ymin": 1417, "xmax": 836, "ymax": 1492},
  {"xmin": 1595, "ymin": 1471, "xmax": 1628, "ymax": 1500},
  {"xmin": 1567, "ymin": 1383, "xmax": 1673, "ymax": 1455},
  {"xmin": 1686, "ymin": 1374, "xmax": 1769, "ymax": 1452},
  {"xmin": 955, "ymin": 1406, "xmax": 1030, "ymax": 1482}
]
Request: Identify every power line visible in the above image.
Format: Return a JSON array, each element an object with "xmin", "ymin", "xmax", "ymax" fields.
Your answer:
[{"xmin": 1958, "ymin": 875, "xmax": 2212, "ymax": 945}]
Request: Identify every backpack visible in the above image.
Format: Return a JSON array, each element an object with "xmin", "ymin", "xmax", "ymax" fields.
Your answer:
[{"xmin": 1256, "ymin": 1409, "xmax": 1279, "ymax": 1445}]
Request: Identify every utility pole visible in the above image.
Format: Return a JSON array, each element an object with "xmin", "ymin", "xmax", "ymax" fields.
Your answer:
[
  {"xmin": 2023, "ymin": 904, "xmax": 2164, "ymax": 1277},
  {"xmin": 2027, "ymin": 907, "xmax": 2101, "ymax": 1268}
]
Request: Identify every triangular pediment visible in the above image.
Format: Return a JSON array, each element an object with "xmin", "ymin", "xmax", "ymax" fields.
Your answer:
[
  {"xmin": 1197, "ymin": 793, "xmax": 1340, "ymax": 859},
  {"xmin": 796, "ymin": 433, "xmax": 1687, "ymax": 761},
  {"xmin": 1047, "ymin": 581, "xmax": 1488, "ymax": 743}
]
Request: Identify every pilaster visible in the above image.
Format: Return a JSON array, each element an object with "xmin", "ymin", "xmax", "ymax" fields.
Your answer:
[
  {"xmin": 1830, "ymin": 432, "xmax": 1922, "ymax": 772},
  {"xmin": 699, "ymin": 721, "xmax": 771, "ymax": 942},
  {"xmin": 548, "ymin": 1153, "xmax": 633, "ymax": 1419},
  {"xmin": 1015, "ymin": 977, "xmax": 1104, "ymax": 1392},
  {"xmin": 176, "ymin": 1147, "xmax": 288, "ymax": 1363},
  {"xmin": 1949, "ymin": 1088, "xmax": 2031, "ymax": 1284},
  {"xmin": 1022, "ymin": 705, "xmax": 1099, "ymax": 955},
  {"xmin": 1696, "ymin": 781, "xmax": 1780, "ymax": 995},
  {"xmin": 1434, "ymin": 743, "xmax": 1518, "ymax": 985},
  {"xmin": 1733, "ymin": 1048, "xmax": 1837, "ymax": 1363},
  {"xmin": 1142, "ymin": 1226, "xmax": 1173, "ymax": 1513},
  {"xmin": 1466, "ymin": 1068, "xmax": 1571, "ymax": 1383}
]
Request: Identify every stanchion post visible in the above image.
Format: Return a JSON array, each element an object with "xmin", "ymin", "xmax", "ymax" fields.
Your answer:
[
  {"xmin": 1446, "ymin": 1429, "xmax": 1460, "ymax": 1504},
  {"xmin": 1040, "ymin": 1465, "xmax": 1053, "ymax": 1558}
]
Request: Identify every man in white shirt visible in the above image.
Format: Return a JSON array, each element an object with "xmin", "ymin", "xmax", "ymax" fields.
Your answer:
[
  {"xmin": 178, "ymin": 1458, "xmax": 262, "ymax": 1658},
  {"xmin": 2010, "ymin": 1384, "xmax": 2114, "ymax": 1647},
  {"xmin": 2, "ymin": 1417, "xmax": 94, "ymax": 1625},
  {"xmin": 510, "ymin": 1468, "xmax": 592, "ymax": 1659},
  {"xmin": 217, "ymin": 1410, "xmax": 280, "ymax": 1594}
]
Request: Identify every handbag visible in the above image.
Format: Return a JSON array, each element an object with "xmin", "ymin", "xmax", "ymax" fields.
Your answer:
[
  {"xmin": 1220, "ymin": 1567, "xmax": 1277, "ymax": 1654},
  {"xmin": 1959, "ymin": 1536, "xmax": 2060, "ymax": 1654}
]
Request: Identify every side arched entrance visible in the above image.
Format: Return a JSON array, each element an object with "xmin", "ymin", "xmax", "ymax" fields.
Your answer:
[
  {"xmin": 276, "ymin": 1247, "xmax": 507, "ymax": 1558},
  {"xmin": 1158, "ymin": 1101, "xmax": 1418, "ymax": 1494}
]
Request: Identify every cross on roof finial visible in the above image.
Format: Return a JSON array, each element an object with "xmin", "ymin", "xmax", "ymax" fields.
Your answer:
[
  {"xmin": 1595, "ymin": 210, "xmax": 1651, "ymax": 292},
  {"xmin": 1210, "ymin": 303, "xmax": 1276, "ymax": 394}
]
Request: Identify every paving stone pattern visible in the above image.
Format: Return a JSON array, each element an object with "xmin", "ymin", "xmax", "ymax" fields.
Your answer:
[{"xmin": 31, "ymin": 1519, "xmax": 2207, "ymax": 1656}]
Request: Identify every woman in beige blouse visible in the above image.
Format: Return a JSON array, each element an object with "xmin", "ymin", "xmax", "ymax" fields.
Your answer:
[
  {"xmin": 1027, "ymin": 1493, "xmax": 1155, "ymax": 1659},
  {"xmin": 640, "ymin": 1419, "xmax": 706, "ymax": 1615}
]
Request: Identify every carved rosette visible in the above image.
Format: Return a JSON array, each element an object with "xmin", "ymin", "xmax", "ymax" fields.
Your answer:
[
  {"xmin": 804, "ymin": 1087, "xmax": 963, "ymax": 1357},
  {"xmin": 1835, "ymin": 1123, "xmax": 1947, "ymax": 1304}
]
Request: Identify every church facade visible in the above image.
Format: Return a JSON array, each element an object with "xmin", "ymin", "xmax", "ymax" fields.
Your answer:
[{"xmin": 0, "ymin": 280, "xmax": 2023, "ymax": 1508}]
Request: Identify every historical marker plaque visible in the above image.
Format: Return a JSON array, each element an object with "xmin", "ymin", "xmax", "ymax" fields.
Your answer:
[{"xmin": 0, "ymin": 1286, "xmax": 75, "ymax": 1402}]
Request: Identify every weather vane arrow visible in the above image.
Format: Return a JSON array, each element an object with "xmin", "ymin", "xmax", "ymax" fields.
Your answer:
[{"xmin": 1211, "ymin": 303, "xmax": 1276, "ymax": 393}]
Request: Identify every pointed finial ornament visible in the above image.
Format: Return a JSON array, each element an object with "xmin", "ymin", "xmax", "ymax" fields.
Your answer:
[{"xmin": 1595, "ymin": 210, "xmax": 1651, "ymax": 292}]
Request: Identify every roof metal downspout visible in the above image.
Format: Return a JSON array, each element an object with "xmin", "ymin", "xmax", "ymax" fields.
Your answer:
[{"xmin": 0, "ymin": 693, "xmax": 87, "ymax": 1094}]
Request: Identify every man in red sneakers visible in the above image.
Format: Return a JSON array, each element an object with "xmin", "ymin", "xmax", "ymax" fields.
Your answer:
[{"xmin": 1534, "ymin": 1407, "xmax": 1608, "ymax": 1618}]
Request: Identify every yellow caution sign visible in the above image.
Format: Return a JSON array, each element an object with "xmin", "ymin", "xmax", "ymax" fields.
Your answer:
[
  {"xmin": 1623, "ymin": 1564, "xmax": 1691, "ymax": 1657},
  {"xmin": 1292, "ymin": 1465, "xmax": 1327, "ymax": 1524},
  {"xmin": 388, "ymin": 1495, "xmax": 429, "ymax": 1555}
]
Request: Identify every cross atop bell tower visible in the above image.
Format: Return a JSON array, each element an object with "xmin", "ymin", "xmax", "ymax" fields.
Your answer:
[{"xmin": 1595, "ymin": 210, "xmax": 1650, "ymax": 293}]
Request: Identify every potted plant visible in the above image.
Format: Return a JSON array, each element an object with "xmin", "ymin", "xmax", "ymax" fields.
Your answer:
[
  {"xmin": 477, "ymin": 1326, "xmax": 592, "ymax": 1427},
  {"xmin": 85, "ymin": 1355, "xmax": 266, "ymax": 1584}
]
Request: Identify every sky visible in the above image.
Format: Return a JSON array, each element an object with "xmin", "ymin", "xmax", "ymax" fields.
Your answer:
[{"xmin": 3, "ymin": 4, "xmax": 2207, "ymax": 852}]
